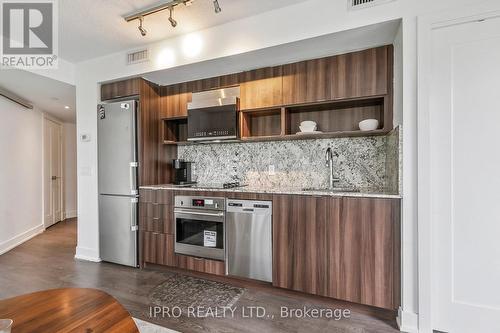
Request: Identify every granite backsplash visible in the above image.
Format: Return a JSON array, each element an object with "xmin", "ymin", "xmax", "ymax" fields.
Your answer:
[{"xmin": 178, "ymin": 128, "xmax": 401, "ymax": 193}]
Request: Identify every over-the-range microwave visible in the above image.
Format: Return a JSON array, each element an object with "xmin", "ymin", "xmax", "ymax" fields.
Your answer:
[{"xmin": 187, "ymin": 86, "xmax": 239, "ymax": 142}]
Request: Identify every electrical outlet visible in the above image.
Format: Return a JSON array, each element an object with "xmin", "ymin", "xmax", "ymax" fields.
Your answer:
[{"xmin": 268, "ymin": 165, "xmax": 275, "ymax": 175}]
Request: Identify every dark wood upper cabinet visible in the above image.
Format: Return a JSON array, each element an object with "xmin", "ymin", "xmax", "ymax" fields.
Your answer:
[
  {"xmin": 282, "ymin": 56, "xmax": 335, "ymax": 105},
  {"xmin": 239, "ymin": 66, "xmax": 283, "ymax": 110},
  {"xmin": 333, "ymin": 46, "xmax": 391, "ymax": 100},
  {"xmin": 339, "ymin": 197, "xmax": 400, "ymax": 310},
  {"xmin": 273, "ymin": 195, "xmax": 342, "ymax": 298},
  {"xmin": 160, "ymin": 82, "xmax": 191, "ymax": 119},
  {"xmin": 189, "ymin": 73, "xmax": 240, "ymax": 93},
  {"xmin": 282, "ymin": 46, "xmax": 391, "ymax": 105},
  {"xmin": 101, "ymin": 78, "xmax": 141, "ymax": 101}
]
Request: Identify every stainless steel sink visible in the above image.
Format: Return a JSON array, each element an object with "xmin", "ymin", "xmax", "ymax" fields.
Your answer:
[{"xmin": 301, "ymin": 187, "xmax": 360, "ymax": 193}]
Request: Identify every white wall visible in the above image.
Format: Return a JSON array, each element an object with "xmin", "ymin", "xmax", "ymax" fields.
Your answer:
[
  {"xmin": 0, "ymin": 97, "xmax": 44, "ymax": 254},
  {"xmin": 27, "ymin": 58, "xmax": 76, "ymax": 85},
  {"xmin": 63, "ymin": 123, "xmax": 77, "ymax": 218},
  {"xmin": 75, "ymin": 0, "xmax": 483, "ymax": 330}
]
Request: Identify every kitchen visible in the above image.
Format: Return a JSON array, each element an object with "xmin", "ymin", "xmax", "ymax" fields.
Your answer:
[
  {"xmin": 1, "ymin": 1, "xmax": 500, "ymax": 332},
  {"xmin": 97, "ymin": 42, "xmax": 401, "ymax": 312}
]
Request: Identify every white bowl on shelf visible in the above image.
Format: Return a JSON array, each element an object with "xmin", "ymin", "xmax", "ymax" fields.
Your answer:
[
  {"xmin": 358, "ymin": 119, "xmax": 379, "ymax": 131},
  {"xmin": 299, "ymin": 121, "xmax": 317, "ymax": 132}
]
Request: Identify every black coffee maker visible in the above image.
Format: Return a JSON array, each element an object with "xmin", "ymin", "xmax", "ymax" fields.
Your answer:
[{"xmin": 172, "ymin": 159, "xmax": 196, "ymax": 185}]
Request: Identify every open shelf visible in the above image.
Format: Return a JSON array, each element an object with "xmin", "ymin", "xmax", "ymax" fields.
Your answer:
[
  {"xmin": 238, "ymin": 96, "xmax": 389, "ymax": 142},
  {"xmin": 163, "ymin": 117, "xmax": 188, "ymax": 145},
  {"xmin": 162, "ymin": 96, "xmax": 391, "ymax": 145},
  {"xmin": 240, "ymin": 108, "xmax": 283, "ymax": 139},
  {"xmin": 284, "ymin": 97, "xmax": 385, "ymax": 135}
]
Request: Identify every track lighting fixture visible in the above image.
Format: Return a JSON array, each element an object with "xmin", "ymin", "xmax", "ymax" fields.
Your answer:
[
  {"xmin": 168, "ymin": 6, "xmax": 177, "ymax": 27},
  {"xmin": 213, "ymin": 0, "xmax": 221, "ymax": 13},
  {"xmin": 125, "ymin": 0, "xmax": 221, "ymax": 32},
  {"xmin": 138, "ymin": 17, "xmax": 147, "ymax": 36}
]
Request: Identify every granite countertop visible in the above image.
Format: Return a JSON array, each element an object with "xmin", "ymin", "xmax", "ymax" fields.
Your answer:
[{"xmin": 139, "ymin": 184, "xmax": 401, "ymax": 199}]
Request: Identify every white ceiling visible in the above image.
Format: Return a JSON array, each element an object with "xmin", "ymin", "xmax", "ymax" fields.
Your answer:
[
  {"xmin": 0, "ymin": 70, "xmax": 76, "ymax": 122},
  {"xmin": 60, "ymin": 0, "xmax": 308, "ymax": 63}
]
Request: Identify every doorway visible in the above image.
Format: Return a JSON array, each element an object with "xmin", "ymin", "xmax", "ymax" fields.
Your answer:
[
  {"xmin": 419, "ymin": 6, "xmax": 500, "ymax": 332},
  {"xmin": 44, "ymin": 117, "xmax": 63, "ymax": 228}
]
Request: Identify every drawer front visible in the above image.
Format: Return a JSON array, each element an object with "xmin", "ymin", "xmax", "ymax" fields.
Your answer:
[
  {"xmin": 175, "ymin": 254, "xmax": 225, "ymax": 276},
  {"xmin": 139, "ymin": 202, "xmax": 161, "ymax": 218},
  {"xmin": 139, "ymin": 189, "xmax": 173, "ymax": 205},
  {"xmin": 140, "ymin": 216, "xmax": 164, "ymax": 234},
  {"xmin": 157, "ymin": 189, "xmax": 173, "ymax": 205},
  {"xmin": 139, "ymin": 208, "xmax": 173, "ymax": 234},
  {"xmin": 141, "ymin": 231, "xmax": 175, "ymax": 266},
  {"xmin": 139, "ymin": 189, "xmax": 157, "ymax": 203}
]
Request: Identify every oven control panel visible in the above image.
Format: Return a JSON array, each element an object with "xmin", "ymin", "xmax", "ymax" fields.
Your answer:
[{"xmin": 175, "ymin": 196, "xmax": 225, "ymax": 211}]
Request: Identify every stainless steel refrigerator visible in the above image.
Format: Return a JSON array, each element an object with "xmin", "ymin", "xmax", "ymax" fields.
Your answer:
[{"xmin": 97, "ymin": 100, "xmax": 139, "ymax": 267}]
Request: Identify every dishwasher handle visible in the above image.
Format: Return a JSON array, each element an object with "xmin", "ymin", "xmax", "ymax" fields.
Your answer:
[{"xmin": 226, "ymin": 200, "xmax": 272, "ymax": 214}]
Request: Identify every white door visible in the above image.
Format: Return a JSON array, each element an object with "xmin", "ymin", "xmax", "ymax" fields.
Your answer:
[
  {"xmin": 428, "ymin": 16, "xmax": 500, "ymax": 332},
  {"xmin": 44, "ymin": 118, "xmax": 63, "ymax": 227}
]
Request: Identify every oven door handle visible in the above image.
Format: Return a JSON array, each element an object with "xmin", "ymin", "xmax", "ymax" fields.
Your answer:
[{"xmin": 174, "ymin": 209, "xmax": 225, "ymax": 217}]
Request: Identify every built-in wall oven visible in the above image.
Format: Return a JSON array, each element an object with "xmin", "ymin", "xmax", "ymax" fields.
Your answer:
[{"xmin": 174, "ymin": 196, "xmax": 225, "ymax": 261}]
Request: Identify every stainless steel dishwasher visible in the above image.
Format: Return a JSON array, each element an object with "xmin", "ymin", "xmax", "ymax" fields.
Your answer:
[{"xmin": 226, "ymin": 199, "xmax": 272, "ymax": 282}]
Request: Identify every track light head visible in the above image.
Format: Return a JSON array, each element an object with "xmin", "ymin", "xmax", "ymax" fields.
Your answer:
[
  {"xmin": 213, "ymin": 0, "xmax": 221, "ymax": 13},
  {"xmin": 168, "ymin": 7, "xmax": 177, "ymax": 27},
  {"xmin": 138, "ymin": 17, "xmax": 147, "ymax": 36}
]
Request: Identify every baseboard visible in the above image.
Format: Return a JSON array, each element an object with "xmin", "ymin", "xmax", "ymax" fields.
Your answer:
[
  {"xmin": 0, "ymin": 224, "xmax": 45, "ymax": 255},
  {"xmin": 75, "ymin": 246, "xmax": 101, "ymax": 262},
  {"xmin": 64, "ymin": 210, "xmax": 77, "ymax": 219},
  {"xmin": 397, "ymin": 307, "xmax": 419, "ymax": 333}
]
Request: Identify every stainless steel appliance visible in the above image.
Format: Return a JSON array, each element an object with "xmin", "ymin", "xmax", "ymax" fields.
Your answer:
[
  {"xmin": 226, "ymin": 200, "xmax": 273, "ymax": 282},
  {"xmin": 187, "ymin": 87, "xmax": 240, "ymax": 142},
  {"xmin": 172, "ymin": 159, "xmax": 195, "ymax": 185},
  {"xmin": 97, "ymin": 100, "xmax": 138, "ymax": 267},
  {"xmin": 174, "ymin": 195, "xmax": 225, "ymax": 261}
]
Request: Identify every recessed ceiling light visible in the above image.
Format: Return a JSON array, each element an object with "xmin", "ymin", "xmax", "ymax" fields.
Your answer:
[{"xmin": 64, "ymin": 106, "xmax": 70, "ymax": 109}]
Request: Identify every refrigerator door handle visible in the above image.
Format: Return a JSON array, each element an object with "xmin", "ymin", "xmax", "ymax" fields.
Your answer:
[
  {"xmin": 130, "ymin": 197, "xmax": 138, "ymax": 232},
  {"xmin": 129, "ymin": 162, "xmax": 138, "ymax": 195}
]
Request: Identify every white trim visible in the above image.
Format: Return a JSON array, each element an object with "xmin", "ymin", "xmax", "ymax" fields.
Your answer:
[
  {"xmin": 43, "ymin": 115, "xmax": 65, "ymax": 228},
  {"xmin": 0, "ymin": 224, "xmax": 45, "ymax": 255},
  {"xmin": 64, "ymin": 210, "xmax": 78, "ymax": 219},
  {"xmin": 396, "ymin": 307, "xmax": 419, "ymax": 333},
  {"xmin": 417, "ymin": 2, "xmax": 500, "ymax": 332},
  {"xmin": 42, "ymin": 112, "xmax": 64, "ymax": 125},
  {"xmin": 75, "ymin": 246, "xmax": 101, "ymax": 262}
]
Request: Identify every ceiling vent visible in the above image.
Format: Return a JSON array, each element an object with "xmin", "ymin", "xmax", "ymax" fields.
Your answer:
[
  {"xmin": 126, "ymin": 49, "xmax": 149, "ymax": 65},
  {"xmin": 348, "ymin": 0, "xmax": 396, "ymax": 10}
]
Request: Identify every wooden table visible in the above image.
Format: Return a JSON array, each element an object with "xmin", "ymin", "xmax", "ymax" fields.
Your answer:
[{"xmin": 0, "ymin": 288, "xmax": 139, "ymax": 333}]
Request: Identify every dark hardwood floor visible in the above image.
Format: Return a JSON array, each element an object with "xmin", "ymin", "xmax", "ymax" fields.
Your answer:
[{"xmin": 0, "ymin": 219, "xmax": 399, "ymax": 333}]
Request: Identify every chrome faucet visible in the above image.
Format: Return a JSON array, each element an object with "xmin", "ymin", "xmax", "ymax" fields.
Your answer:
[{"xmin": 325, "ymin": 148, "xmax": 340, "ymax": 189}]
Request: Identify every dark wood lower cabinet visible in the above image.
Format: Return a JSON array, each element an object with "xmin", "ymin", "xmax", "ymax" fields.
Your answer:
[
  {"xmin": 272, "ymin": 194, "xmax": 400, "ymax": 310},
  {"xmin": 140, "ymin": 189, "xmax": 400, "ymax": 310},
  {"xmin": 272, "ymin": 195, "xmax": 341, "ymax": 298},
  {"xmin": 141, "ymin": 231, "xmax": 175, "ymax": 267},
  {"xmin": 339, "ymin": 197, "xmax": 400, "ymax": 310}
]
